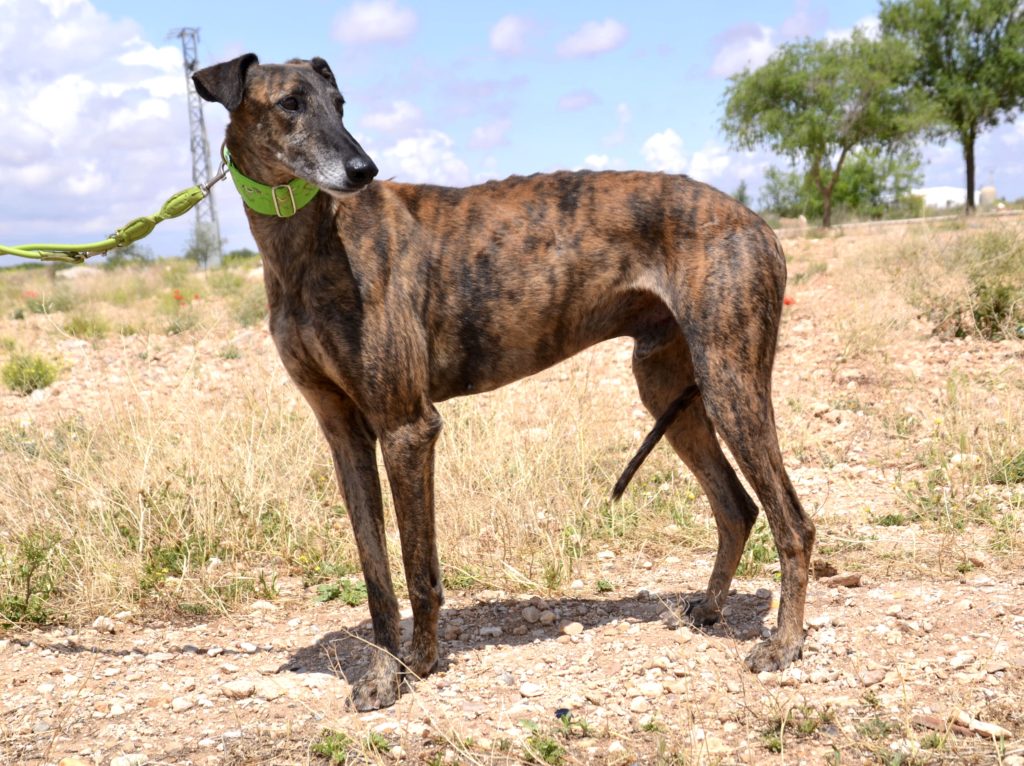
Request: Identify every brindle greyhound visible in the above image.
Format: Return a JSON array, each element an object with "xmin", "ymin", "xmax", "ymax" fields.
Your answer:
[{"xmin": 194, "ymin": 54, "xmax": 815, "ymax": 711}]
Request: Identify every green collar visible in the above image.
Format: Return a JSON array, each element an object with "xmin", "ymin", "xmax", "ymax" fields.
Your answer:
[{"xmin": 223, "ymin": 146, "xmax": 319, "ymax": 218}]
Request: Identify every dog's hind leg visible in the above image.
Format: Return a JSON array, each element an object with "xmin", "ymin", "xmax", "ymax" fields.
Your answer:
[
  {"xmin": 300, "ymin": 387, "xmax": 402, "ymax": 711},
  {"xmin": 685, "ymin": 321, "xmax": 815, "ymax": 672},
  {"xmin": 378, "ymin": 404, "xmax": 445, "ymax": 682},
  {"xmin": 632, "ymin": 328, "xmax": 760, "ymax": 626}
]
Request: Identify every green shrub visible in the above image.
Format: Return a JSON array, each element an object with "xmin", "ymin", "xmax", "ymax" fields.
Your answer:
[
  {"xmin": 64, "ymin": 312, "xmax": 110, "ymax": 340},
  {"xmin": 2, "ymin": 353, "xmax": 59, "ymax": 394}
]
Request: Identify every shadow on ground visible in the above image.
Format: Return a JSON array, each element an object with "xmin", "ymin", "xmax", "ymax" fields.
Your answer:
[{"xmin": 282, "ymin": 588, "xmax": 772, "ymax": 689}]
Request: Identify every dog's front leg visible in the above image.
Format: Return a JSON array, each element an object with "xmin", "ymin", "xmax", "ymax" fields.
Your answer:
[
  {"xmin": 379, "ymin": 405, "xmax": 445, "ymax": 682},
  {"xmin": 299, "ymin": 387, "xmax": 403, "ymax": 711}
]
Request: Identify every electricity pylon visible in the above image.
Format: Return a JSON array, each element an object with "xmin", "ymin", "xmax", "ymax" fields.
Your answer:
[{"xmin": 173, "ymin": 27, "xmax": 223, "ymax": 267}]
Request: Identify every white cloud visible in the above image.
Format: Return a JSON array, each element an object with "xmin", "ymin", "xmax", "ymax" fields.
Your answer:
[
  {"xmin": 642, "ymin": 129, "xmax": 687, "ymax": 174},
  {"xmin": 332, "ymin": 0, "xmax": 417, "ymax": 45},
  {"xmin": 490, "ymin": 15, "xmax": 531, "ymax": 56},
  {"xmin": 469, "ymin": 119, "xmax": 512, "ymax": 150},
  {"xmin": 558, "ymin": 89, "xmax": 599, "ymax": 111},
  {"xmin": 583, "ymin": 154, "xmax": 610, "ymax": 170},
  {"xmin": 557, "ymin": 19, "xmax": 628, "ymax": 58},
  {"xmin": 0, "ymin": 0, "xmax": 238, "ymax": 258},
  {"xmin": 379, "ymin": 130, "xmax": 471, "ymax": 185},
  {"xmin": 825, "ymin": 16, "xmax": 881, "ymax": 42},
  {"xmin": 709, "ymin": 24, "xmax": 775, "ymax": 78},
  {"xmin": 361, "ymin": 100, "xmax": 422, "ymax": 133},
  {"xmin": 689, "ymin": 144, "xmax": 732, "ymax": 182}
]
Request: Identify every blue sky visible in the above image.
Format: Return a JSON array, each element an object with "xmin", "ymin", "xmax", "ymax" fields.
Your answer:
[{"xmin": 2, "ymin": 0, "xmax": 1022, "ymax": 263}]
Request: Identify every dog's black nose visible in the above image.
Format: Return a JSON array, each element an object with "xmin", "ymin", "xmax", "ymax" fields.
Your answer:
[{"xmin": 346, "ymin": 156, "xmax": 378, "ymax": 186}]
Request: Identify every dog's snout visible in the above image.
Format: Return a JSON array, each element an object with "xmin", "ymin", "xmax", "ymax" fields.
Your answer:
[{"xmin": 346, "ymin": 156, "xmax": 378, "ymax": 186}]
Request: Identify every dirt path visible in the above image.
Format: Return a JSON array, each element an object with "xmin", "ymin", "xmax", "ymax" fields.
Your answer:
[{"xmin": 2, "ymin": 559, "xmax": 1021, "ymax": 765}]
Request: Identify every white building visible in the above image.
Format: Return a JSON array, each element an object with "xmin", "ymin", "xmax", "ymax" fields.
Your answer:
[{"xmin": 912, "ymin": 186, "xmax": 982, "ymax": 209}]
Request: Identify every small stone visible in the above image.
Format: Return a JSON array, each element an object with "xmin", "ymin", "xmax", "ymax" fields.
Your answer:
[
  {"xmin": 949, "ymin": 652, "xmax": 975, "ymax": 669},
  {"xmin": 807, "ymin": 614, "xmax": 833, "ymax": 629},
  {"xmin": 884, "ymin": 604, "xmax": 903, "ymax": 617},
  {"xmin": 597, "ymin": 550, "xmax": 615, "ymax": 560},
  {"xmin": 92, "ymin": 616, "xmax": 116, "ymax": 634},
  {"xmin": 608, "ymin": 741, "xmax": 625, "ymax": 755},
  {"xmin": 207, "ymin": 646, "xmax": 224, "ymax": 657},
  {"xmin": 825, "ymin": 573, "xmax": 862, "ymax": 588},
  {"xmin": 390, "ymin": 745, "xmax": 406, "ymax": 759},
  {"xmin": 561, "ymin": 622, "xmax": 584, "ymax": 636},
  {"xmin": 250, "ymin": 600, "xmax": 278, "ymax": 610},
  {"xmin": 37, "ymin": 682, "xmax": 55, "ymax": 694},
  {"xmin": 519, "ymin": 682, "xmax": 544, "ymax": 698},
  {"xmin": 638, "ymin": 681, "xmax": 664, "ymax": 697},
  {"xmin": 479, "ymin": 626, "xmax": 502, "ymax": 638},
  {"xmin": 222, "ymin": 679, "xmax": 256, "ymax": 699},
  {"xmin": 238, "ymin": 641, "xmax": 258, "ymax": 654},
  {"xmin": 861, "ymin": 669, "xmax": 886, "ymax": 687},
  {"xmin": 569, "ymin": 579, "xmax": 584, "ymax": 590},
  {"xmin": 522, "ymin": 606, "xmax": 540, "ymax": 623},
  {"xmin": 443, "ymin": 624, "xmax": 461, "ymax": 640},
  {"xmin": 110, "ymin": 755, "xmax": 147, "ymax": 766},
  {"xmin": 171, "ymin": 696, "xmax": 194, "ymax": 713},
  {"xmin": 629, "ymin": 696, "xmax": 651, "ymax": 713},
  {"xmin": 538, "ymin": 610, "xmax": 556, "ymax": 625}
]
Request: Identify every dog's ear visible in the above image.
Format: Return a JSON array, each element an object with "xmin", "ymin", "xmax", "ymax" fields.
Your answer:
[
  {"xmin": 310, "ymin": 57, "xmax": 338, "ymax": 89},
  {"xmin": 193, "ymin": 53, "xmax": 259, "ymax": 110}
]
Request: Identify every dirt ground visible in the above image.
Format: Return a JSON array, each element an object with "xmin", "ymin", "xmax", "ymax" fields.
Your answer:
[{"xmin": 1, "ymin": 221, "xmax": 1022, "ymax": 765}]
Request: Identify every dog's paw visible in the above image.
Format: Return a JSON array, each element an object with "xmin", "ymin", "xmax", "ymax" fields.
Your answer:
[
  {"xmin": 401, "ymin": 639, "xmax": 439, "ymax": 680},
  {"xmin": 684, "ymin": 597, "xmax": 722, "ymax": 627},
  {"xmin": 351, "ymin": 659, "xmax": 401, "ymax": 711},
  {"xmin": 744, "ymin": 635, "xmax": 803, "ymax": 673}
]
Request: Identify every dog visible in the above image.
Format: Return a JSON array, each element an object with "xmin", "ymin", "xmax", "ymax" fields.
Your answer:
[{"xmin": 194, "ymin": 54, "xmax": 815, "ymax": 711}]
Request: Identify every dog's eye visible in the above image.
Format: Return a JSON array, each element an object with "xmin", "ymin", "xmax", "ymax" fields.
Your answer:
[
  {"xmin": 334, "ymin": 98, "xmax": 345, "ymax": 117},
  {"xmin": 278, "ymin": 96, "xmax": 301, "ymax": 112}
]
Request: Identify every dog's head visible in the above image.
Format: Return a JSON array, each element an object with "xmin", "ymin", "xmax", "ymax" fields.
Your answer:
[{"xmin": 193, "ymin": 54, "xmax": 377, "ymax": 195}]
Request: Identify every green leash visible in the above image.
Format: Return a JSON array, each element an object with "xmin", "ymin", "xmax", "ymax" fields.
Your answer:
[
  {"xmin": 0, "ymin": 145, "xmax": 320, "ymax": 265},
  {"xmin": 0, "ymin": 163, "xmax": 230, "ymax": 265}
]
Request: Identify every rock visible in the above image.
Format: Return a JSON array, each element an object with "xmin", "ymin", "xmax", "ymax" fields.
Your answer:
[
  {"xmin": 860, "ymin": 669, "xmax": 886, "ymax": 687},
  {"xmin": 238, "ymin": 641, "xmax": 258, "ymax": 654},
  {"xmin": 250, "ymin": 599, "xmax": 278, "ymax": 610},
  {"xmin": 254, "ymin": 678, "xmax": 288, "ymax": 700},
  {"xmin": 951, "ymin": 709, "xmax": 1013, "ymax": 739},
  {"xmin": 522, "ymin": 606, "xmax": 540, "ymax": 623},
  {"xmin": 479, "ymin": 626, "xmax": 502, "ymax": 638},
  {"xmin": 629, "ymin": 696, "xmax": 651, "ymax": 713},
  {"xmin": 92, "ymin": 616, "xmax": 116, "ymax": 634},
  {"xmin": 638, "ymin": 681, "xmax": 664, "ymax": 697},
  {"xmin": 807, "ymin": 614, "xmax": 832, "ymax": 629},
  {"xmin": 58, "ymin": 759, "xmax": 91, "ymax": 766},
  {"xmin": 561, "ymin": 622, "xmax": 584, "ymax": 636},
  {"xmin": 443, "ymin": 624, "xmax": 461, "ymax": 640},
  {"xmin": 570, "ymin": 579, "xmax": 584, "ymax": 590},
  {"xmin": 538, "ymin": 611, "xmax": 556, "ymax": 625},
  {"xmin": 597, "ymin": 550, "xmax": 615, "ymax": 560},
  {"xmin": 520, "ymin": 682, "xmax": 544, "ymax": 698},
  {"xmin": 608, "ymin": 741, "xmax": 625, "ymax": 755},
  {"xmin": 949, "ymin": 652, "xmax": 975, "ymax": 669},
  {"xmin": 110, "ymin": 756, "xmax": 148, "ymax": 766},
  {"xmin": 207, "ymin": 646, "xmax": 224, "ymax": 657},
  {"xmin": 824, "ymin": 573, "xmax": 862, "ymax": 588},
  {"xmin": 884, "ymin": 604, "xmax": 903, "ymax": 616},
  {"xmin": 222, "ymin": 679, "xmax": 256, "ymax": 699},
  {"xmin": 171, "ymin": 696, "xmax": 193, "ymax": 712}
]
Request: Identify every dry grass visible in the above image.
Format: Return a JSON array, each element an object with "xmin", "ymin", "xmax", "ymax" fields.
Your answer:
[{"xmin": 1, "ymin": 221, "xmax": 1022, "ymax": 626}]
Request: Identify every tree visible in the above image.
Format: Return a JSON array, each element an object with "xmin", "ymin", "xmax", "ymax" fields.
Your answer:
[
  {"xmin": 722, "ymin": 31, "xmax": 920, "ymax": 227},
  {"xmin": 733, "ymin": 179, "xmax": 751, "ymax": 207},
  {"xmin": 880, "ymin": 0, "xmax": 1024, "ymax": 213},
  {"xmin": 759, "ymin": 147, "xmax": 923, "ymax": 221},
  {"xmin": 184, "ymin": 221, "xmax": 220, "ymax": 266}
]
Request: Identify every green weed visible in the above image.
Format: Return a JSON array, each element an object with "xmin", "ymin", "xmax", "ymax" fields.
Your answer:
[{"xmin": 2, "ymin": 353, "xmax": 59, "ymax": 394}]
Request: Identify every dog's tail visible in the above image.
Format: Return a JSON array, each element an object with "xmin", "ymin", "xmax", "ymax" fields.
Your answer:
[{"xmin": 611, "ymin": 385, "xmax": 701, "ymax": 501}]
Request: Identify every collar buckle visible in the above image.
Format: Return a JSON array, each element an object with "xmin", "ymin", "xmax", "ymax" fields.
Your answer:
[{"xmin": 271, "ymin": 184, "xmax": 298, "ymax": 217}]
